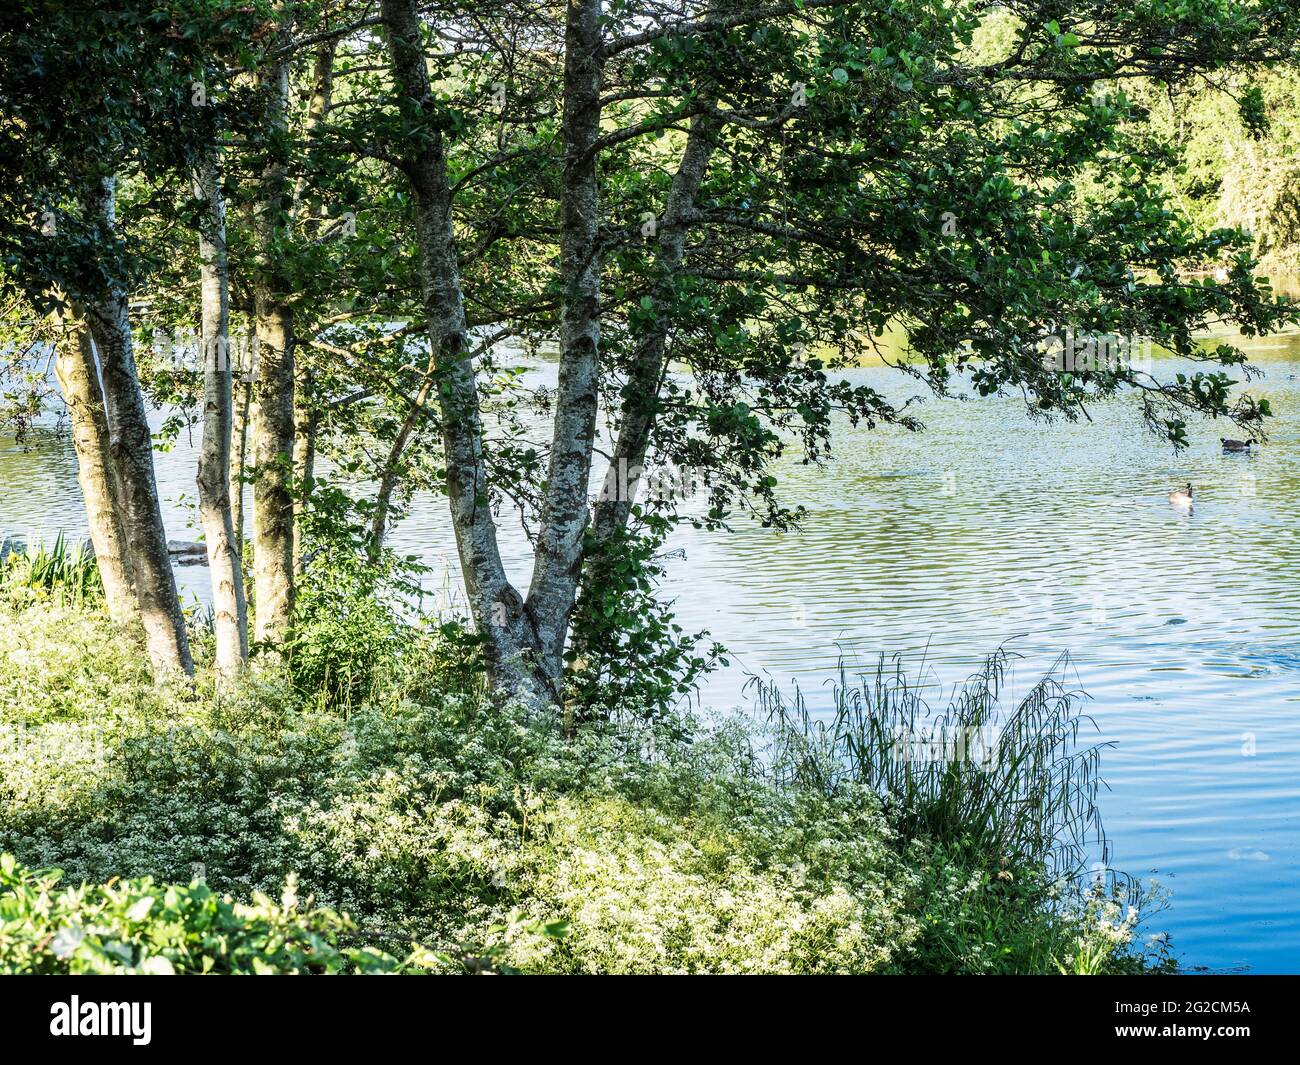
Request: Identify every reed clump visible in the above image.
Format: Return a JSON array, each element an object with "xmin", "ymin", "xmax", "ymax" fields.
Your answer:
[
  {"xmin": 0, "ymin": 533, "xmax": 102, "ymax": 609},
  {"xmin": 747, "ymin": 648, "xmax": 1111, "ymax": 879}
]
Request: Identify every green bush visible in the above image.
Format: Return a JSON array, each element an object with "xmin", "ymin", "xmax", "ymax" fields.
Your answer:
[
  {"xmin": 0, "ymin": 853, "xmax": 570, "ymax": 975},
  {"xmin": 0, "ymin": 854, "xmax": 403, "ymax": 974},
  {"xmin": 288, "ymin": 579, "xmax": 406, "ymax": 710},
  {"xmin": 889, "ymin": 842, "xmax": 1166, "ymax": 975}
]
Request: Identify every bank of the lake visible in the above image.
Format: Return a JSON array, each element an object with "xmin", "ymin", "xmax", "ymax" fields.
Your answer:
[
  {"xmin": 0, "ymin": 579, "xmax": 1159, "ymax": 974},
  {"xmin": 3, "ymin": 332, "xmax": 1299, "ymax": 971}
]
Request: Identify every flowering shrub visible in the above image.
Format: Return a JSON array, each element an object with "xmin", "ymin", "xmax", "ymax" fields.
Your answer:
[
  {"xmin": 510, "ymin": 794, "xmax": 918, "ymax": 974},
  {"xmin": 889, "ymin": 843, "xmax": 1162, "ymax": 974}
]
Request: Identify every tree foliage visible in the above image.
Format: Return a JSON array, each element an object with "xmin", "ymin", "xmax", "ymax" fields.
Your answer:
[{"xmin": 2, "ymin": 0, "xmax": 1298, "ymax": 703}]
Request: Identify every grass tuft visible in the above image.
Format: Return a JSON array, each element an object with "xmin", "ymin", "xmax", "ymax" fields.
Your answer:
[
  {"xmin": 0, "ymin": 533, "xmax": 102, "ymax": 609},
  {"xmin": 747, "ymin": 648, "xmax": 1112, "ymax": 879}
]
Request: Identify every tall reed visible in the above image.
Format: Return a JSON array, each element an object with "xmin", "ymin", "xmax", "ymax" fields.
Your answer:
[
  {"xmin": 0, "ymin": 533, "xmax": 103, "ymax": 608},
  {"xmin": 746, "ymin": 648, "xmax": 1111, "ymax": 878}
]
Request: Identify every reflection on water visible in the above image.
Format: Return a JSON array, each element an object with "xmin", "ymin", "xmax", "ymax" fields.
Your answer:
[{"xmin": 3, "ymin": 334, "xmax": 1300, "ymax": 972}]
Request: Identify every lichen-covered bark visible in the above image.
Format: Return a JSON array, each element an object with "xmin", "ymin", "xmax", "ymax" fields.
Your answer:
[
  {"xmin": 380, "ymin": 0, "xmax": 547, "ymax": 702},
  {"xmin": 291, "ymin": 38, "xmax": 335, "ymax": 577},
  {"xmin": 194, "ymin": 151, "xmax": 249, "ymax": 677},
  {"xmin": 590, "ymin": 112, "xmax": 717, "ymax": 547},
  {"xmin": 250, "ymin": 298, "xmax": 295, "ymax": 644},
  {"xmin": 54, "ymin": 319, "xmax": 137, "ymax": 625},
  {"xmin": 570, "ymin": 114, "xmax": 717, "ymax": 673},
  {"xmin": 250, "ymin": 43, "xmax": 296, "ymax": 645},
  {"xmin": 526, "ymin": 0, "xmax": 606, "ymax": 684},
  {"xmin": 81, "ymin": 177, "xmax": 193, "ymax": 677}
]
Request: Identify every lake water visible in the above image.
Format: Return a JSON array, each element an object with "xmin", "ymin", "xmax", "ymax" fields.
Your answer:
[{"xmin": 3, "ymin": 333, "xmax": 1300, "ymax": 972}]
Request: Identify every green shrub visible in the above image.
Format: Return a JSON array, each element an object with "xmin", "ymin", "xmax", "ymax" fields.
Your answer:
[
  {"xmin": 888, "ymin": 842, "xmax": 1167, "ymax": 974},
  {"xmin": 0, "ymin": 599, "xmax": 160, "ymax": 726},
  {"xmin": 0, "ymin": 853, "xmax": 569, "ymax": 975},
  {"xmin": 0, "ymin": 854, "xmax": 402, "ymax": 974},
  {"xmin": 285, "ymin": 506, "xmax": 482, "ymax": 712},
  {"xmin": 289, "ymin": 584, "xmax": 405, "ymax": 710}
]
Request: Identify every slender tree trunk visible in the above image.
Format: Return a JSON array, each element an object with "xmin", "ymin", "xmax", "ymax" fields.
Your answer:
[
  {"xmin": 250, "ymin": 301, "xmax": 295, "ymax": 644},
  {"xmin": 370, "ymin": 371, "xmax": 434, "ymax": 553},
  {"xmin": 570, "ymin": 115, "xmax": 717, "ymax": 680},
  {"xmin": 380, "ymin": 0, "xmax": 546, "ymax": 701},
  {"xmin": 54, "ymin": 319, "xmax": 138, "ymax": 625},
  {"xmin": 291, "ymin": 38, "xmax": 335, "ymax": 577},
  {"xmin": 250, "ymin": 44, "xmax": 296, "ymax": 645},
  {"xmin": 291, "ymin": 39, "xmax": 337, "ymax": 225},
  {"xmin": 527, "ymin": 0, "xmax": 606, "ymax": 685},
  {"xmin": 590, "ymin": 113, "xmax": 716, "ymax": 545},
  {"xmin": 292, "ymin": 371, "xmax": 316, "ymax": 577},
  {"xmin": 231, "ymin": 373, "xmax": 250, "ymax": 552},
  {"xmin": 80, "ymin": 176, "xmax": 194, "ymax": 677},
  {"xmin": 194, "ymin": 151, "xmax": 249, "ymax": 677}
]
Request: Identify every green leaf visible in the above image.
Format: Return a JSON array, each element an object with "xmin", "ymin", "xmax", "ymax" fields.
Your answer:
[{"xmin": 126, "ymin": 896, "xmax": 155, "ymax": 922}]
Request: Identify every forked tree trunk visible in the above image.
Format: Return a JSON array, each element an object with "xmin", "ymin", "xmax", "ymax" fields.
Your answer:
[
  {"xmin": 54, "ymin": 319, "xmax": 138, "ymax": 625},
  {"xmin": 380, "ymin": 0, "xmax": 548, "ymax": 702},
  {"xmin": 250, "ymin": 45, "xmax": 297, "ymax": 645},
  {"xmin": 194, "ymin": 151, "xmax": 249, "ymax": 677},
  {"xmin": 527, "ymin": 0, "xmax": 606, "ymax": 686},
  {"xmin": 80, "ymin": 176, "xmax": 194, "ymax": 677}
]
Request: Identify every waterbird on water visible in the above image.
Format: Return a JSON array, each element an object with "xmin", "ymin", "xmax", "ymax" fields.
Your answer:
[
  {"xmin": 1169, "ymin": 483, "xmax": 1194, "ymax": 508},
  {"xmin": 1221, "ymin": 438, "xmax": 1253, "ymax": 453}
]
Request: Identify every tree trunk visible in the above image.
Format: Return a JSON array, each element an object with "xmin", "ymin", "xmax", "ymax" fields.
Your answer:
[
  {"xmin": 292, "ymin": 369, "xmax": 316, "ymax": 577},
  {"xmin": 570, "ymin": 115, "xmax": 717, "ymax": 680},
  {"xmin": 380, "ymin": 0, "xmax": 548, "ymax": 702},
  {"xmin": 526, "ymin": 0, "xmax": 605, "ymax": 685},
  {"xmin": 80, "ymin": 176, "xmax": 194, "ymax": 677},
  {"xmin": 250, "ymin": 46, "xmax": 296, "ymax": 645},
  {"xmin": 54, "ymin": 319, "xmax": 138, "ymax": 625},
  {"xmin": 590, "ymin": 113, "xmax": 716, "ymax": 546},
  {"xmin": 291, "ymin": 39, "xmax": 337, "ymax": 227},
  {"xmin": 194, "ymin": 150, "xmax": 249, "ymax": 677},
  {"xmin": 250, "ymin": 301, "xmax": 295, "ymax": 644},
  {"xmin": 291, "ymin": 38, "xmax": 334, "ymax": 577},
  {"xmin": 370, "ymin": 370, "xmax": 434, "ymax": 554},
  {"xmin": 231, "ymin": 373, "xmax": 250, "ymax": 553}
]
